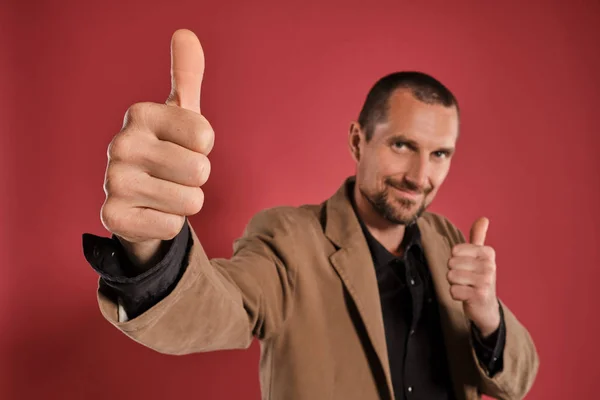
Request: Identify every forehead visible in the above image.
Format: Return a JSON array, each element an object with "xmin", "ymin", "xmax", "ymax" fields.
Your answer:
[{"xmin": 375, "ymin": 89, "xmax": 459, "ymax": 143}]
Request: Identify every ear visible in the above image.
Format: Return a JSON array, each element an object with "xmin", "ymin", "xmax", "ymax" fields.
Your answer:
[{"xmin": 348, "ymin": 122, "xmax": 363, "ymax": 162}]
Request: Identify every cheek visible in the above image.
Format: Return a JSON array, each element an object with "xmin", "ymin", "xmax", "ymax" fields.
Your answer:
[
  {"xmin": 357, "ymin": 157, "xmax": 373, "ymax": 180},
  {"xmin": 379, "ymin": 150, "xmax": 411, "ymax": 176},
  {"xmin": 429, "ymin": 163, "xmax": 451, "ymax": 189},
  {"xmin": 359, "ymin": 149, "xmax": 386, "ymax": 178}
]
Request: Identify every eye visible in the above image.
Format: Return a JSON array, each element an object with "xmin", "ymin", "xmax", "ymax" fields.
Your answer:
[
  {"xmin": 432, "ymin": 150, "xmax": 450, "ymax": 159},
  {"xmin": 392, "ymin": 141, "xmax": 407, "ymax": 150}
]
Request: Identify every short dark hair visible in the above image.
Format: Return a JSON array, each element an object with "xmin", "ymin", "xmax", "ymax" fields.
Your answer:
[{"xmin": 357, "ymin": 71, "xmax": 459, "ymax": 140}]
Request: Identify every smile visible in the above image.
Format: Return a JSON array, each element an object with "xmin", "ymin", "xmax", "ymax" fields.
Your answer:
[{"xmin": 389, "ymin": 185, "xmax": 421, "ymax": 200}]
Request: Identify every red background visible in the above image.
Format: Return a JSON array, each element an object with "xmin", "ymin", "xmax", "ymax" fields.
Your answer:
[{"xmin": 2, "ymin": 0, "xmax": 599, "ymax": 399}]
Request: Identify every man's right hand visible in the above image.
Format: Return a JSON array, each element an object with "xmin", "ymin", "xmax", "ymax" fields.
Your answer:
[{"xmin": 100, "ymin": 29, "xmax": 213, "ymax": 267}]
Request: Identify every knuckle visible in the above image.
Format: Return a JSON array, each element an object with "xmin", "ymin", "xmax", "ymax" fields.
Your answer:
[
  {"xmin": 449, "ymin": 269, "xmax": 463, "ymax": 283},
  {"xmin": 100, "ymin": 201, "xmax": 123, "ymax": 233},
  {"xmin": 182, "ymin": 187, "xmax": 205, "ymax": 215},
  {"xmin": 103, "ymin": 167, "xmax": 128, "ymax": 196},
  {"xmin": 190, "ymin": 155, "xmax": 211, "ymax": 186},
  {"xmin": 447, "ymin": 257, "xmax": 455, "ymax": 268},
  {"xmin": 453, "ymin": 244, "xmax": 466, "ymax": 254},
  {"xmin": 162, "ymin": 215, "xmax": 185, "ymax": 240},
  {"xmin": 484, "ymin": 260, "xmax": 496, "ymax": 273},
  {"xmin": 201, "ymin": 128, "xmax": 215, "ymax": 154},
  {"xmin": 192, "ymin": 117, "xmax": 215, "ymax": 154},
  {"xmin": 449, "ymin": 285, "xmax": 460, "ymax": 298},
  {"xmin": 484, "ymin": 246, "xmax": 496, "ymax": 260},
  {"xmin": 107, "ymin": 133, "xmax": 133, "ymax": 161},
  {"xmin": 123, "ymin": 102, "xmax": 149, "ymax": 127}
]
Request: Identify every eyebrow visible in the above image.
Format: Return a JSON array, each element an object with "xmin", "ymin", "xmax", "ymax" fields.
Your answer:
[{"xmin": 389, "ymin": 134, "xmax": 456, "ymax": 154}]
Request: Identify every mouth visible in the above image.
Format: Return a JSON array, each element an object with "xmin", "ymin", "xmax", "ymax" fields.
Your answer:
[{"xmin": 388, "ymin": 185, "xmax": 422, "ymax": 201}]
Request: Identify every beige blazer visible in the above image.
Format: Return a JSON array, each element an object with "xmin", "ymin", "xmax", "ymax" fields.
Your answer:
[{"xmin": 97, "ymin": 177, "xmax": 539, "ymax": 400}]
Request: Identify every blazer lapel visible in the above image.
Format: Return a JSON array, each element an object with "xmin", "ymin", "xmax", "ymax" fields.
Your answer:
[
  {"xmin": 324, "ymin": 178, "xmax": 394, "ymax": 398},
  {"xmin": 417, "ymin": 216, "xmax": 480, "ymax": 400},
  {"xmin": 417, "ymin": 217, "xmax": 468, "ymax": 331}
]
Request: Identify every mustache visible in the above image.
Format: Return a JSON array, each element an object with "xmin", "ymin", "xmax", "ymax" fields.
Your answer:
[{"xmin": 385, "ymin": 177, "xmax": 432, "ymax": 195}]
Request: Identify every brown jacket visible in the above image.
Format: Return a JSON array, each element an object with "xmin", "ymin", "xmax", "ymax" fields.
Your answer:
[{"xmin": 97, "ymin": 177, "xmax": 539, "ymax": 400}]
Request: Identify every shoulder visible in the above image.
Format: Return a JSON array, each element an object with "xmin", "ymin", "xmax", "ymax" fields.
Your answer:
[
  {"xmin": 244, "ymin": 204, "xmax": 323, "ymax": 237},
  {"xmin": 419, "ymin": 211, "xmax": 467, "ymax": 246}
]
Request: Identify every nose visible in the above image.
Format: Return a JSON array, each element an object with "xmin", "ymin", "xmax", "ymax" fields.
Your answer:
[{"xmin": 405, "ymin": 153, "xmax": 429, "ymax": 189}]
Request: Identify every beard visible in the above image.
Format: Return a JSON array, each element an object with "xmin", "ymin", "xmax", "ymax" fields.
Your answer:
[{"xmin": 361, "ymin": 177, "xmax": 432, "ymax": 225}]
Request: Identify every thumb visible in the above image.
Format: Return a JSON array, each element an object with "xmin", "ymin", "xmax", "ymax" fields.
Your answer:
[
  {"xmin": 166, "ymin": 29, "xmax": 204, "ymax": 113},
  {"xmin": 469, "ymin": 217, "xmax": 489, "ymax": 246}
]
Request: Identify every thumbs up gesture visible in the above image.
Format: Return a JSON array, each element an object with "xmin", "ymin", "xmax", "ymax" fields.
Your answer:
[
  {"xmin": 100, "ymin": 30, "xmax": 213, "ymax": 265},
  {"xmin": 447, "ymin": 217, "xmax": 501, "ymax": 338}
]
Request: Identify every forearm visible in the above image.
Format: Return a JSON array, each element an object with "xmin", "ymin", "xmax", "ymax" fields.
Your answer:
[
  {"xmin": 474, "ymin": 301, "xmax": 539, "ymax": 399},
  {"xmin": 95, "ymin": 211, "xmax": 296, "ymax": 354},
  {"xmin": 96, "ymin": 232, "xmax": 254, "ymax": 355},
  {"xmin": 470, "ymin": 300, "xmax": 506, "ymax": 377}
]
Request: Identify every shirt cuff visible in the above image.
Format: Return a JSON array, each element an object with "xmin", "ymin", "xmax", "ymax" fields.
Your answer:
[
  {"xmin": 82, "ymin": 220, "xmax": 192, "ymax": 319},
  {"xmin": 470, "ymin": 300, "xmax": 506, "ymax": 377}
]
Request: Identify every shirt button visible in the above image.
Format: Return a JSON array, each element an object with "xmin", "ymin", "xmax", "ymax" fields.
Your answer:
[
  {"xmin": 410, "ymin": 279, "xmax": 415, "ymax": 285},
  {"xmin": 408, "ymin": 386, "xmax": 413, "ymax": 393},
  {"xmin": 410, "ymin": 329, "xmax": 415, "ymax": 335}
]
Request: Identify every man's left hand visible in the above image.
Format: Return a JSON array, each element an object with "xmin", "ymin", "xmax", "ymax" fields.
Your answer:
[{"xmin": 447, "ymin": 217, "xmax": 500, "ymax": 338}]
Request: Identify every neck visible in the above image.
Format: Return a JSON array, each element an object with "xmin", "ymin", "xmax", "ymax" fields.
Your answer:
[{"xmin": 353, "ymin": 184, "xmax": 407, "ymax": 256}]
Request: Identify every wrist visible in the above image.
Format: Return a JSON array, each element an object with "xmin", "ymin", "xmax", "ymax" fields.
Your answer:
[
  {"xmin": 473, "ymin": 301, "xmax": 501, "ymax": 338},
  {"xmin": 117, "ymin": 237, "xmax": 168, "ymax": 272}
]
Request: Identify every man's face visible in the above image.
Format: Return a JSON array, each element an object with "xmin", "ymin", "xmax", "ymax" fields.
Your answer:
[{"xmin": 353, "ymin": 89, "xmax": 459, "ymax": 225}]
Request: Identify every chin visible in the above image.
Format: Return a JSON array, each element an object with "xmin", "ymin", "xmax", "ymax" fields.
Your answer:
[
  {"xmin": 394, "ymin": 203, "xmax": 427, "ymax": 224},
  {"xmin": 396, "ymin": 212, "xmax": 420, "ymax": 225}
]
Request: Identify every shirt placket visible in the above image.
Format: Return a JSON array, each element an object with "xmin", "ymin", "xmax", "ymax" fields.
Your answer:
[{"xmin": 402, "ymin": 250, "xmax": 424, "ymax": 398}]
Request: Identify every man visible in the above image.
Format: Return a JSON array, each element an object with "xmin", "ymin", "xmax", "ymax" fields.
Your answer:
[{"xmin": 83, "ymin": 29, "xmax": 539, "ymax": 400}]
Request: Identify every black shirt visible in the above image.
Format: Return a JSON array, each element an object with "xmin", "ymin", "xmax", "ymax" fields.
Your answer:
[
  {"xmin": 355, "ymin": 214, "xmax": 505, "ymax": 399},
  {"xmin": 83, "ymin": 214, "xmax": 505, "ymax": 400}
]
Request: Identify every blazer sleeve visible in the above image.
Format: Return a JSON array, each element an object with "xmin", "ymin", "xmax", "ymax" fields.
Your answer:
[
  {"xmin": 96, "ymin": 207, "xmax": 299, "ymax": 355},
  {"xmin": 447, "ymin": 220, "xmax": 540, "ymax": 399}
]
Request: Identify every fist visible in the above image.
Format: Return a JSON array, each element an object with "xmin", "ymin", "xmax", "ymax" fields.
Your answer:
[
  {"xmin": 447, "ymin": 217, "xmax": 500, "ymax": 337},
  {"xmin": 101, "ymin": 29, "xmax": 214, "ymax": 247}
]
